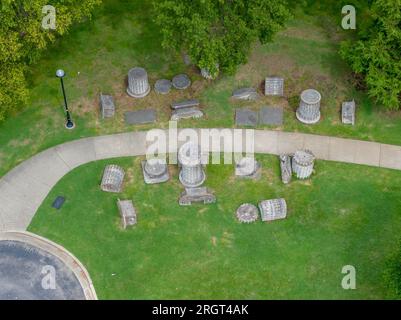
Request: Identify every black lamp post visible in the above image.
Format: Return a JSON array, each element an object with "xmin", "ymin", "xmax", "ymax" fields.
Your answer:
[{"xmin": 56, "ymin": 69, "xmax": 75, "ymax": 129}]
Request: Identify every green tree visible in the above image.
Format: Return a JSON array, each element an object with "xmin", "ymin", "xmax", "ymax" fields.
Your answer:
[
  {"xmin": 154, "ymin": 0, "xmax": 291, "ymax": 79},
  {"xmin": 340, "ymin": 0, "xmax": 401, "ymax": 110},
  {"xmin": 0, "ymin": 0, "xmax": 101, "ymax": 121}
]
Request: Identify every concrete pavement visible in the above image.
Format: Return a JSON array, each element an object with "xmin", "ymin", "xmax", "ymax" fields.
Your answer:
[
  {"xmin": 0, "ymin": 129, "xmax": 400, "ymax": 231},
  {"xmin": 0, "ymin": 231, "xmax": 97, "ymax": 300}
]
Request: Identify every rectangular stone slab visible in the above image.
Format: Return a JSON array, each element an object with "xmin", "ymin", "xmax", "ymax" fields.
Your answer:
[
  {"xmin": 235, "ymin": 109, "xmax": 258, "ymax": 127},
  {"xmin": 100, "ymin": 94, "xmax": 115, "ymax": 118},
  {"xmin": 52, "ymin": 196, "xmax": 66, "ymax": 210},
  {"xmin": 232, "ymin": 88, "xmax": 259, "ymax": 100},
  {"xmin": 171, "ymin": 99, "xmax": 200, "ymax": 110},
  {"xmin": 171, "ymin": 107, "xmax": 203, "ymax": 120},
  {"xmin": 124, "ymin": 109, "xmax": 156, "ymax": 125},
  {"xmin": 259, "ymin": 106, "xmax": 283, "ymax": 125}
]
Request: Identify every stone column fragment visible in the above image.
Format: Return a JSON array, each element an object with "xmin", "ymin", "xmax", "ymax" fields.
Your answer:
[
  {"xmin": 296, "ymin": 89, "xmax": 321, "ymax": 124},
  {"xmin": 178, "ymin": 142, "xmax": 206, "ymax": 188},
  {"xmin": 127, "ymin": 67, "xmax": 150, "ymax": 98},
  {"xmin": 292, "ymin": 150, "xmax": 315, "ymax": 179}
]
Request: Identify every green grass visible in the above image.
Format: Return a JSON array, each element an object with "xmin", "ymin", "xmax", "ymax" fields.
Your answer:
[
  {"xmin": 1, "ymin": 1, "xmax": 401, "ymax": 178},
  {"xmin": 29, "ymin": 155, "xmax": 401, "ymax": 299}
]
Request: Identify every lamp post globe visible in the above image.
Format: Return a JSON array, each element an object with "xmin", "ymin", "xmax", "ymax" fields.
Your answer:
[
  {"xmin": 56, "ymin": 69, "xmax": 75, "ymax": 129},
  {"xmin": 56, "ymin": 69, "xmax": 65, "ymax": 78}
]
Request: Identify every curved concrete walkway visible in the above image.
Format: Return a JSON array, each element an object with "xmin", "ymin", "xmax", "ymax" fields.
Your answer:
[{"xmin": 0, "ymin": 129, "xmax": 400, "ymax": 231}]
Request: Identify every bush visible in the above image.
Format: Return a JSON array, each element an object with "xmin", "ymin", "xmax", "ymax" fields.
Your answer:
[
  {"xmin": 0, "ymin": 0, "xmax": 101, "ymax": 121},
  {"xmin": 340, "ymin": 0, "xmax": 401, "ymax": 110},
  {"xmin": 154, "ymin": 0, "xmax": 291, "ymax": 78}
]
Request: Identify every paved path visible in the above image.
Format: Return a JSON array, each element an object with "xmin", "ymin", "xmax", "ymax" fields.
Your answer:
[{"xmin": 1, "ymin": 129, "xmax": 400, "ymax": 231}]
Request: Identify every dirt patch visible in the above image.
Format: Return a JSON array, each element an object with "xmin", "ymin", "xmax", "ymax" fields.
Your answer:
[
  {"xmin": 235, "ymin": 45, "xmax": 296, "ymax": 85},
  {"xmin": 8, "ymin": 138, "xmax": 32, "ymax": 148},
  {"xmin": 73, "ymin": 96, "xmax": 98, "ymax": 117},
  {"xmin": 220, "ymin": 231, "xmax": 234, "ymax": 248}
]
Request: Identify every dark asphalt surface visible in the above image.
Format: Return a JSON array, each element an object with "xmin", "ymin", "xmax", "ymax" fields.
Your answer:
[{"xmin": 0, "ymin": 240, "xmax": 85, "ymax": 300}]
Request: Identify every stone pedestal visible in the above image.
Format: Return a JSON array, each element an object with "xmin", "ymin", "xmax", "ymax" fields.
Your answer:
[
  {"xmin": 117, "ymin": 199, "xmax": 137, "ymax": 229},
  {"xmin": 179, "ymin": 187, "xmax": 216, "ymax": 206},
  {"xmin": 127, "ymin": 67, "xmax": 150, "ymax": 98},
  {"xmin": 100, "ymin": 94, "xmax": 115, "ymax": 119},
  {"xmin": 292, "ymin": 150, "xmax": 315, "ymax": 179},
  {"xmin": 141, "ymin": 159, "xmax": 169, "ymax": 184},
  {"xmin": 178, "ymin": 142, "xmax": 206, "ymax": 188},
  {"xmin": 296, "ymin": 89, "xmax": 321, "ymax": 124},
  {"xmin": 342, "ymin": 100, "xmax": 356, "ymax": 125},
  {"xmin": 235, "ymin": 157, "xmax": 261, "ymax": 179}
]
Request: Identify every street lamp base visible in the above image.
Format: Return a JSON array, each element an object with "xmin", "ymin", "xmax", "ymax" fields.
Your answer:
[{"xmin": 65, "ymin": 121, "xmax": 75, "ymax": 129}]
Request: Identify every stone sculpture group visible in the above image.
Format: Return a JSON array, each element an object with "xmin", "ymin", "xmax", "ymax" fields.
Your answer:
[
  {"xmin": 170, "ymin": 99, "xmax": 204, "ymax": 121},
  {"xmin": 99, "ymin": 148, "xmax": 315, "ymax": 228},
  {"xmin": 177, "ymin": 141, "xmax": 216, "ymax": 205},
  {"xmin": 232, "ymin": 75, "xmax": 356, "ymax": 127},
  {"xmin": 279, "ymin": 150, "xmax": 315, "ymax": 183},
  {"xmin": 236, "ymin": 198, "xmax": 287, "ymax": 224},
  {"xmin": 99, "ymin": 62, "xmax": 357, "ymax": 128},
  {"xmin": 95, "ymin": 65, "xmax": 338, "ymax": 229}
]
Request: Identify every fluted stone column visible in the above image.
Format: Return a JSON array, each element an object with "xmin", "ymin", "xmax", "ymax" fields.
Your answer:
[
  {"xmin": 292, "ymin": 150, "xmax": 315, "ymax": 179},
  {"xmin": 127, "ymin": 67, "xmax": 150, "ymax": 98},
  {"xmin": 178, "ymin": 142, "xmax": 206, "ymax": 188},
  {"xmin": 296, "ymin": 89, "xmax": 321, "ymax": 124}
]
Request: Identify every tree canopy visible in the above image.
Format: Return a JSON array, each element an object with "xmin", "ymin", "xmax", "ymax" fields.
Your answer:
[
  {"xmin": 340, "ymin": 0, "xmax": 401, "ymax": 110},
  {"xmin": 0, "ymin": 0, "xmax": 101, "ymax": 121},
  {"xmin": 154, "ymin": 0, "xmax": 291, "ymax": 79}
]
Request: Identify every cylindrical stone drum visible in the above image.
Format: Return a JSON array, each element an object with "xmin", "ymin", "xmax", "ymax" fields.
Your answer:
[
  {"xmin": 144, "ymin": 159, "xmax": 168, "ymax": 178},
  {"xmin": 296, "ymin": 89, "xmax": 321, "ymax": 124},
  {"xmin": 127, "ymin": 67, "xmax": 150, "ymax": 98},
  {"xmin": 178, "ymin": 142, "xmax": 206, "ymax": 188},
  {"xmin": 292, "ymin": 150, "xmax": 315, "ymax": 179}
]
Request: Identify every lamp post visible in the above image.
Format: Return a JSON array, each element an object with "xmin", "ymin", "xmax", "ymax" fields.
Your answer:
[{"xmin": 56, "ymin": 69, "xmax": 75, "ymax": 129}]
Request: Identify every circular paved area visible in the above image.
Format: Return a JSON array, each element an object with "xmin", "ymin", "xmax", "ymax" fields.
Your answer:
[{"xmin": 0, "ymin": 240, "xmax": 85, "ymax": 300}]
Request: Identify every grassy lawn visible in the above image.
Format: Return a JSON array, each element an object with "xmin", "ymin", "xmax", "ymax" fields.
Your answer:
[
  {"xmin": 1, "ymin": 1, "xmax": 401, "ymax": 178},
  {"xmin": 29, "ymin": 155, "xmax": 401, "ymax": 299}
]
